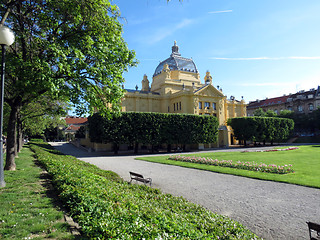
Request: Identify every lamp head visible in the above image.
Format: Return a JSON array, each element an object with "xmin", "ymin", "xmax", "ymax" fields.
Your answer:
[{"xmin": 0, "ymin": 25, "xmax": 15, "ymax": 46}]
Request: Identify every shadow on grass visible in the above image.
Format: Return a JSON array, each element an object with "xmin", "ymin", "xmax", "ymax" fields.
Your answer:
[
  {"xmin": 34, "ymin": 159, "xmax": 89, "ymax": 240},
  {"xmin": 30, "ymin": 142, "xmax": 66, "ymax": 156}
]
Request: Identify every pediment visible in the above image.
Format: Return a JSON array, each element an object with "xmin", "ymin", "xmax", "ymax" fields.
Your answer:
[{"xmin": 194, "ymin": 84, "xmax": 225, "ymax": 98}]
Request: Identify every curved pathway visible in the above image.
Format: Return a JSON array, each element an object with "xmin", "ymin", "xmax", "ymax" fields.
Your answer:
[{"xmin": 50, "ymin": 142, "xmax": 320, "ymax": 240}]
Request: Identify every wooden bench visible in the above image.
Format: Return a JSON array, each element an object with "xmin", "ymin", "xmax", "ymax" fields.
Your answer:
[
  {"xmin": 129, "ymin": 172, "xmax": 152, "ymax": 186},
  {"xmin": 307, "ymin": 221, "xmax": 320, "ymax": 240}
]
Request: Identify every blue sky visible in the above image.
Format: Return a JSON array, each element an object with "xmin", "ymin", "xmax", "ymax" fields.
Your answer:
[{"xmin": 114, "ymin": 0, "xmax": 320, "ymax": 102}]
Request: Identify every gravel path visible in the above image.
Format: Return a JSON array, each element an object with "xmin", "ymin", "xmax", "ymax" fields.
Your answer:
[{"xmin": 50, "ymin": 142, "xmax": 320, "ymax": 240}]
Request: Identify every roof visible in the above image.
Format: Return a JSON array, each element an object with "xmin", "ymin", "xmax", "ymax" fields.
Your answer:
[
  {"xmin": 65, "ymin": 116, "xmax": 88, "ymax": 125},
  {"xmin": 65, "ymin": 125, "xmax": 81, "ymax": 131},
  {"xmin": 125, "ymin": 89, "xmax": 160, "ymax": 95},
  {"xmin": 153, "ymin": 42, "xmax": 198, "ymax": 76},
  {"xmin": 247, "ymin": 95, "xmax": 289, "ymax": 109}
]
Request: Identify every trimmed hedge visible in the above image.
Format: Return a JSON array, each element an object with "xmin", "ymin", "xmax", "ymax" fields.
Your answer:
[
  {"xmin": 30, "ymin": 141, "xmax": 260, "ymax": 239},
  {"xmin": 88, "ymin": 112, "xmax": 219, "ymax": 152},
  {"xmin": 228, "ymin": 117, "xmax": 294, "ymax": 145}
]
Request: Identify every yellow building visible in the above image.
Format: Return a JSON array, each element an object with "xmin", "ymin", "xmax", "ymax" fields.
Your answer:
[{"xmin": 121, "ymin": 42, "xmax": 246, "ymax": 148}]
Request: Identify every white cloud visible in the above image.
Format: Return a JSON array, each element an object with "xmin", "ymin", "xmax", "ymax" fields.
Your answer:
[
  {"xmin": 208, "ymin": 10, "xmax": 233, "ymax": 14},
  {"xmin": 142, "ymin": 18, "xmax": 195, "ymax": 45},
  {"xmin": 210, "ymin": 56, "xmax": 320, "ymax": 60}
]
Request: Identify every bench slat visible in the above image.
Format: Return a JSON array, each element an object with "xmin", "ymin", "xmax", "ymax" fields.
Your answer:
[{"xmin": 129, "ymin": 172, "xmax": 152, "ymax": 186}]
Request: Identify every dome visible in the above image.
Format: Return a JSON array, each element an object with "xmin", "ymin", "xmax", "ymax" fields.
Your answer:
[{"xmin": 153, "ymin": 41, "xmax": 198, "ymax": 77}]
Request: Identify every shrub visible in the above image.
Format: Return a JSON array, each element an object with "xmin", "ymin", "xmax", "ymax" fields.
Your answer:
[
  {"xmin": 228, "ymin": 117, "xmax": 294, "ymax": 145},
  {"xmin": 29, "ymin": 141, "xmax": 259, "ymax": 239},
  {"xmin": 88, "ymin": 112, "xmax": 219, "ymax": 153}
]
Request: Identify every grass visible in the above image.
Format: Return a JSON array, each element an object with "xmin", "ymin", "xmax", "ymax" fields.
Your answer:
[
  {"xmin": 136, "ymin": 145, "xmax": 320, "ymax": 189},
  {"xmin": 29, "ymin": 141, "xmax": 260, "ymax": 239},
  {"xmin": 0, "ymin": 146, "xmax": 83, "ymax": 240}
]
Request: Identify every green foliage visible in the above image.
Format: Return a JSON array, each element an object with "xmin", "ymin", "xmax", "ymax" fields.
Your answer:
[
  {"xmin": 88, "ymin": 112, "xmax": 219, "ymax": 151},
  {"xmin": 2, "ymin": 0, "xmax": 136, "ymax": 114},
  {"xmin": 75, "ymin": 126, "xmax": 86, "ymax": 139},
  {"xmin": 228, "ymin": 117, "xmax": 294, "ymax": 144},
  {"xmin": 253, "ymin": 108, "xmax": 265, "ymax": 117},
  {"xmin": 29, "ymin": 141, "xmax": 259, "ymax": 239},
  {"xmin": 1, "ymin": 0, "xmax": 136, "ymax": 169},
  {"xmin": 21, "ymin": 97, "xmax": 68, "ymax": 137}
]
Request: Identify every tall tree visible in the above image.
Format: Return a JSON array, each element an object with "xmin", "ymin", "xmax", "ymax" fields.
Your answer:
[{"xmin": 1, "ymin": 0, "xmax": 136, "ymax": 170}]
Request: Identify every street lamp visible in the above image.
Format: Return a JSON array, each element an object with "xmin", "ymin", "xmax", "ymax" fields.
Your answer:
[{"xmin": 0, "ymin": 25, "xmax": 15, "ymax": 187}]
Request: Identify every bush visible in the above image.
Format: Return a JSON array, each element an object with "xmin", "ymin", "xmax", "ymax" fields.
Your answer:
[
  {"xmin": 30, "ymin": 141, "xmax": 259, "ymax": 239},
  {"xmin": 88, "ymin": 112, "xmax": 219, "ymax": 153},
  {"xmin": 228, "ymin": 117, "xmax": 294, "ymax": 145}
]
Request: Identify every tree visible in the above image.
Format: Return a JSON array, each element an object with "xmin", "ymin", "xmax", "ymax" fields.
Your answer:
[
  {"xmin": 253, "ymin": 108, "xmax": 266, "ymax": 117},
  {"xmin": 21, "ymin": 97, "xmax": 68, "ymax": 142},
  {"xmin": 1, "ymin": 0, "xmax": 136, "ymax": 170},
  {"xmin": 265, "ymin": 110, "xmax": 277, "ymax": 117},
  {"xmin": 228, "ymin": 117, "xmax": 294, "ymax": 145}
]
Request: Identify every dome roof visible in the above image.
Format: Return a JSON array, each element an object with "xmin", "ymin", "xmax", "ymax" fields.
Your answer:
[{"xmin": 153, "ymin": 41, "xmax": 198, "ymax": 77}]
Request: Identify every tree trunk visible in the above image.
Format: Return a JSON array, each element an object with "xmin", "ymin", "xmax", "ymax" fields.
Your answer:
[
  {"xmin": 17, "ymin": 116, "xmax": 23, "ymax": 153},
  {"xmin": 113, "ymin": 143, "xmax": 119, "ymax": 154},
  {"xmin": 5, "ymin": 104, "xmax": 19, "ymax": 170},
  {"xmin": 134, "ymin": 142, "xmax": 138, "ymax": 154},
  {"xmin": 167, "ymin": 144, "xmax": 171, "ymax": 153}
]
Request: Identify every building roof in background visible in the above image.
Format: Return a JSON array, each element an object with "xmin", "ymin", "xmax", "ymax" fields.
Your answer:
[
  {"xmin": 247, "ymin": 85, "xmax": 320, "ymax": 109},
  {"xmin": 65, "ymin": 125, "xmax": 81, "ymax": 132},
  {"xmin": 65, "ymin": 116, "xmax": 88, "ymax": 125},
  {"xmin": 247, "ymin": 95, "xmax": 289, "ymax": 109}
]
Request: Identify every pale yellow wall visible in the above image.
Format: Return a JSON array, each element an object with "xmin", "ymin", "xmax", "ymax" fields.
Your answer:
[{"xmin": 121, "ymin": 69, "xmax": 247, "ymax": 147}]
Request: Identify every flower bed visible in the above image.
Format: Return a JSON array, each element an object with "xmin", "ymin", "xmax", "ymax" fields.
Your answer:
[
  {"xmin": 241, "ymin": 147, "xmax": 299, "ymax": 153},
  {"xmin": 168, "ymin": 155, "xmax": 294, "ymax": 174}
]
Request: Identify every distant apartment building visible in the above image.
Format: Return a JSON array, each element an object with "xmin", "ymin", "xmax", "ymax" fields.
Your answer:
[{"xmin": 247, "ymin": 86, "xmax": 320, "ymax": 116}]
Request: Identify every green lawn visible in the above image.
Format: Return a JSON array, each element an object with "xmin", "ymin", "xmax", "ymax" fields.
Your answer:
[
  {"xmin": 0, "ymin": 146, "xmax": 82, "ymax": 240},
  {"xmin": 136, "ymin": 145, "xmax": 320, "ymax": 188}
]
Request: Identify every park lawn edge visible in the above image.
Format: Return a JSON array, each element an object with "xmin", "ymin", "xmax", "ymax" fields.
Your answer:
[
  {"xmin": 28, "ymin": 140, "xmax": 260, "ymax": 239},
  {"xmin": 0, "ymin": 146, "xmax": 77, "ymax": 240},
  {"xmin": 135, "ymin": 145, "xmax": 320, "ymax": 189}
]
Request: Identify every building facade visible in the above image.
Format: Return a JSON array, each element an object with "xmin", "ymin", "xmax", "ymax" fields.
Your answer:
[
  {"xmin": 121, "ymin": 42, "xmax": 246, "ymax": 148},
  {"xmin": 247, "ymin": 87, "xmax": 320, "ymax": 116}
]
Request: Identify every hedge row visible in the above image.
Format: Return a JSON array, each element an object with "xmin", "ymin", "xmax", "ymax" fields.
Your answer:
[
  {"xmin": 88, "ymin": 112, "xmax": 219, "ymax": 152},
  {"xmin": 228, "ymin": 117, "xmax": 294, "ymax": 145},
  {"xmin": 30, "ymin": 141, "xmax": 260, "ymax": 239}
]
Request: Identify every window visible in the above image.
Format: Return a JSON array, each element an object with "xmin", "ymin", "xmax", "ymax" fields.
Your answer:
[
  {"xmin": 179, "ymin": 102, "xmax": 181, "ymax": 110},
  {"xmin": 199, "ymin": 102, "xmax": 202, "ymax": 109},
  {"xmin": 168, "ymin": 106, "xmax": 170, "ymax": 112},
  {"xmin": 212, "ymin": 102, "xmax": 217, "ymax": 110},
  {"xmin": 274, "ymin": 109, "xmax": 278, "ymax": 114},
  {"xmin": 309, "ymin": 104, "xmax": 314, "ymax": 111},
  {"xmin": 204, "ymin": 102, "xmax": 210, "ymax": 109},
  {"xmin": 176, "ymin": 103, "xmax": 179, "ymax": 111},
  {"xmin": 287, "ymin": 106, "xmax": 292, "ymax": 111},
  {"xmin": 298, "ymin": 105, "xmax": 303, "ymax": 112},
  {"xmin": 205, "ymin": 113, "xmax": 210, "ymax": 115},
  {"xmin": 213, "ymin": 113, "xmax": 217, "ymax": 117}
]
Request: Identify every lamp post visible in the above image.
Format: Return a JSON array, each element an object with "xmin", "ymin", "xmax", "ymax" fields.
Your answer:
[{"xmin": 0, "ymin": 25, "xmax": 15, "ymax": 188}]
